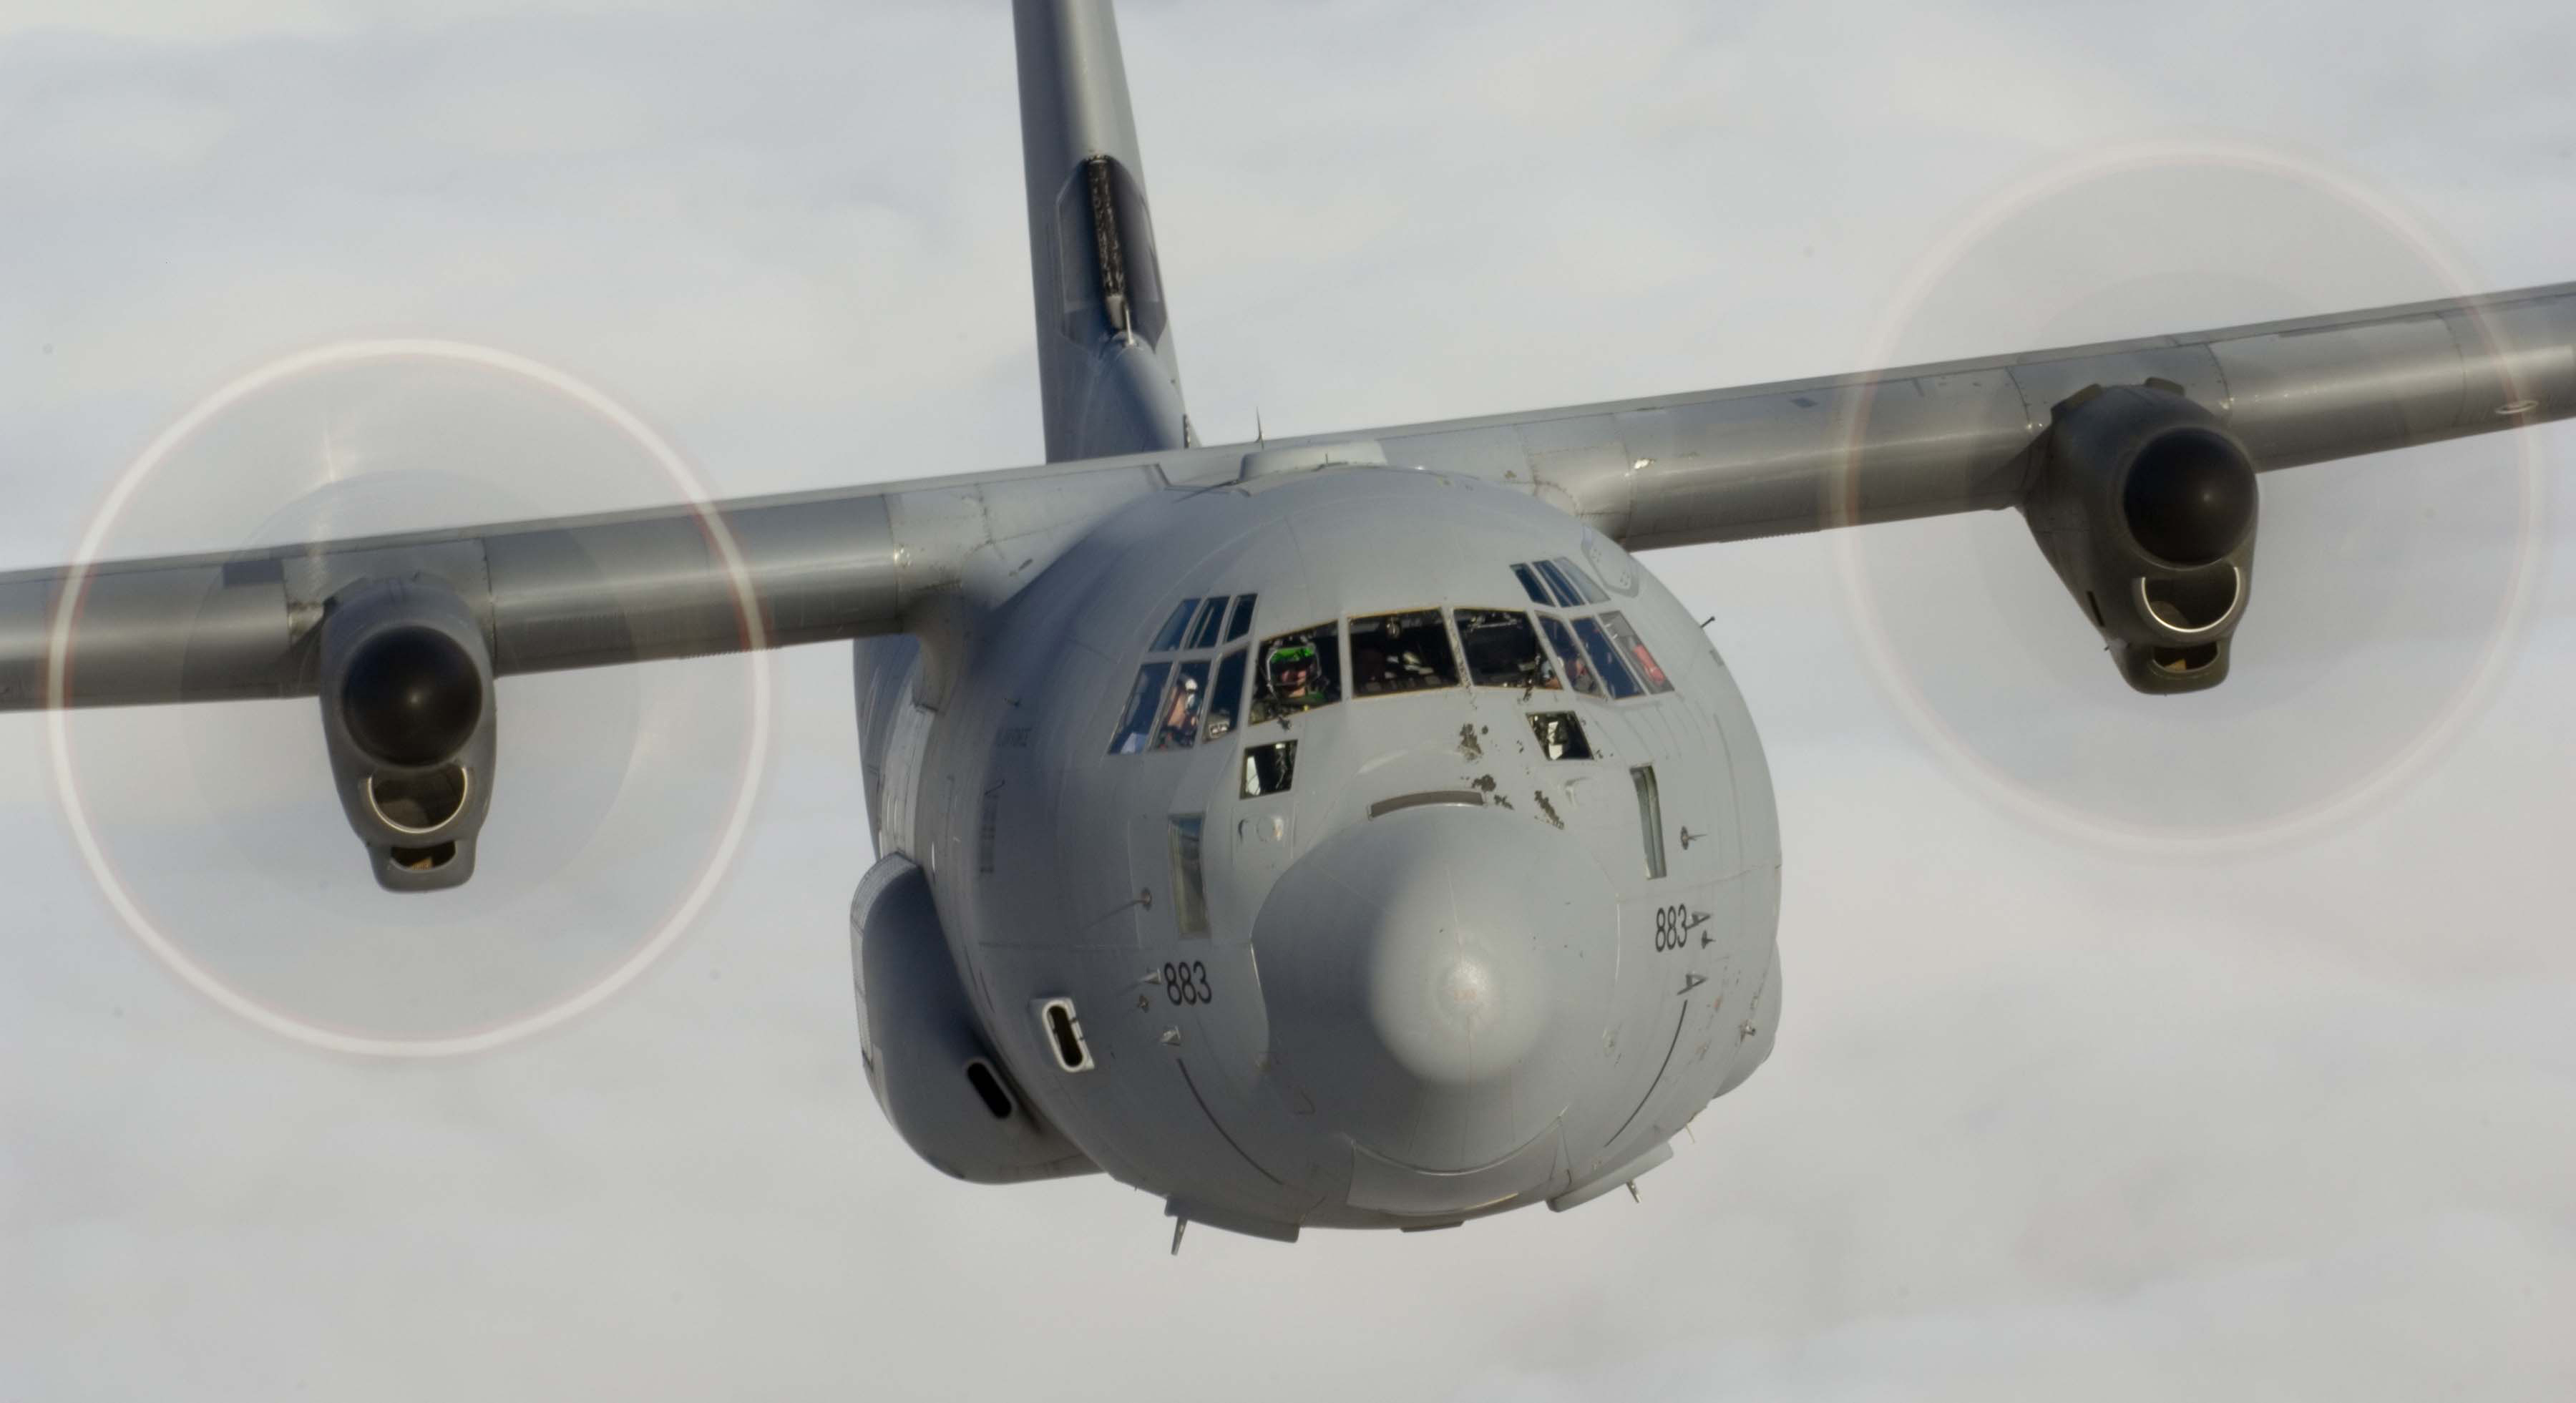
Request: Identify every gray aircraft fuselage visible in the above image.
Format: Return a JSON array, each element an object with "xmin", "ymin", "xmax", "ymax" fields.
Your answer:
[{"xmin": 852, "ymin": 459, "xmax": 1780, "ymax": 1233}]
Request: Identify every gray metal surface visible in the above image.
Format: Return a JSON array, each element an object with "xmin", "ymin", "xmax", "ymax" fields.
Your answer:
[
  {"xmin": 0, "ymin": 460, "xmax": 1161, "ymax": 709},
  {"xmin": 867, "ymin": 466, "xmax": 1781, "ymax": 1231},
  {"xmin": 1013, "ymin": 0, "xmax": 1190, "ymax": 462},
  {"xmin": 1283, "ymin": 279, "xmax": 2576, "ymax": 546}
]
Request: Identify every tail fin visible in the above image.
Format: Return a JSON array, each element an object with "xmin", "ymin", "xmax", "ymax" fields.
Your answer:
[{"xmin": 1012, "ymin": 0, "xmax": 1192, "ymax": 461}]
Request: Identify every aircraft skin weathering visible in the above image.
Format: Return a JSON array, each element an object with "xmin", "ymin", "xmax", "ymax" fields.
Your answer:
[{"xmin": 1, "ymin": 1, "xmax": 2570, "ymax": 1243}]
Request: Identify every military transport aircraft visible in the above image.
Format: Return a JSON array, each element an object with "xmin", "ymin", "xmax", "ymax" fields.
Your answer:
[{"xmin": 2, "ymin": 0, "xmax": 2569, "ymax": 1244}]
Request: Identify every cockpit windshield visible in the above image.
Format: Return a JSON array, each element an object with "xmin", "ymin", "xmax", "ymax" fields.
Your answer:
[
  {"xmin": 1536, "ymin": 615, "xmax": 1604, "ymax": 698},
  {"xmin": 1249, "ymin": 622, "xmax": 1342, "ymax": 723},
  {"xmin": 1350, "ymin": 610, "xmax": 1460, "ymax": 698},
  {"xmin": 1153, "ymin": 658, "xmax": 1212, "ymax": 748},
  {"xmin": 1454, "ymin": 609, "xmax": 1556, "ymax": 690}
]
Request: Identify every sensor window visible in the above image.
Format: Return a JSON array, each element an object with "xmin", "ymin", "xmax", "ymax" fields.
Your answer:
[
  {"xmin": 1040, "ymin": 999, "xmax": 1095, "ymax": 1072},
  {"xmin": 965, "ymin": 1058, "xmax": 1017, "ymax": 1115}
]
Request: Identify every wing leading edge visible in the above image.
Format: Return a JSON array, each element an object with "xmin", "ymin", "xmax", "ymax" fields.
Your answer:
[{"xmin": 4, "ymin": 280, "xmax": 2571, "ymax": 712}]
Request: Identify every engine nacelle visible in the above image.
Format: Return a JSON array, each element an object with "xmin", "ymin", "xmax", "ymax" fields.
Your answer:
[
  {"xmin": 849, "ymin": 856, "xmax": 1098, "ymax": 1184},
  {"xmin": 2019, "ymin": 381, "xmax": 2260, "ymax": 694},
  {"xmin": 316, "ymin": 578, "xmax": 497, "ymax": 891}
]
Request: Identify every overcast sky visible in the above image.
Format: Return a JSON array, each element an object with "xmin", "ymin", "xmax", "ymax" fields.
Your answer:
[{"xmin": 4, "ymin": 1, "xmax": 2572, "ymax": 1399}]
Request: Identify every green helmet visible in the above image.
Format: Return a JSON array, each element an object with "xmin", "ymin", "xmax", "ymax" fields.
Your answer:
[{"xmin": 1266, "ymin": 640, "xmax": 1318, "ymax": 690}]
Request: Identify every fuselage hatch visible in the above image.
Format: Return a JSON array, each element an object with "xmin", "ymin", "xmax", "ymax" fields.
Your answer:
[{"xmin": 852, "ymin": 465, "xmax": 1782, "ymax": 1236}]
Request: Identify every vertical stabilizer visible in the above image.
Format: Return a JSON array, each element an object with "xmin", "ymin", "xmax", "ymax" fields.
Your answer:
[{"xmin": 1013, "ymin": 0, "xmax": 1191, "ymax": 461}]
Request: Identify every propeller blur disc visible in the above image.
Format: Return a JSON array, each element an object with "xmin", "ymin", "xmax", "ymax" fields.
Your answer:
[
  {"xmin": 1830, "ymin": 141, "xmax": 2544, "ymax": 854},
  {"xmin": 50, "ymin": 342, "xmax": 771, "ymax": 1055}
]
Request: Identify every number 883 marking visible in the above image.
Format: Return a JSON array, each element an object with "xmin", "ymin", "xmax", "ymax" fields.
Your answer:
[{"xmin": 1162, "ymin": 960, "xmax": 1214, "ymax": 1005}]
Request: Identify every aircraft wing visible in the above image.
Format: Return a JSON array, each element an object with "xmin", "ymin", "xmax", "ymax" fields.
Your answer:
[
  {"xmin": 1273, "ymin": 279, "xmax": 2576, "ymax": 549},
  {"xmin": 5, "ymin": 279, "xmax": 2571, "ymax": 713}
]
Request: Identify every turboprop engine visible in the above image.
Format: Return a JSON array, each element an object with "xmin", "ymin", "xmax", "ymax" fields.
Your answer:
[
  {"xmin": 316, "ymin": 578, "xmax": 498, "ymax": 891},
  {"xmin": 2016, "ymin": 381, "xmax": 2261, "ymax": 693}
]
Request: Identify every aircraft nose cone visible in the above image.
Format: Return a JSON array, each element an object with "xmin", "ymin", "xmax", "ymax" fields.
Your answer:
[{"xmin": 1255, "ymin": 803, "xmax": 1616, "ymax": 1175}]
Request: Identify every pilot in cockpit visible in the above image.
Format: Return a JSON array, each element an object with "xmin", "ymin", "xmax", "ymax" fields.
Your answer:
[{"xmin": 1266, "ymin": 640, "xmax": 1323, "ymax": 708}]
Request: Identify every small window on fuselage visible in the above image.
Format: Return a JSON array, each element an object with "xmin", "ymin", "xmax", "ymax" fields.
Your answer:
[
  {"xmin": 1536, "ymin": 615, "xmax": 1604, "ymax": 698},
  {"xmin": 1249, "ymin": 622, "xmax": 1342, "ymax": 723},
  {"xmin": 1511, "ymin": 564, "xmax": 1551, "ymax": 606},
  {"xmin": 1223, "ymin": 592, "xmax": 1259, "ymax": 643},
  {"xmin": 1528, "ymin": 711, "xmax": 1592, "ymax": 761},
  {"xmin": 1455, "ymin": 609, "xmax": 1556, "ymax": 690},
  {"xmin": 1350, "ymin": 610, "xmax": 1460, "ymax": 698},
  {"xmin": 1241, "ymin": 740, "xmax": 1298, "ymax": 797}
]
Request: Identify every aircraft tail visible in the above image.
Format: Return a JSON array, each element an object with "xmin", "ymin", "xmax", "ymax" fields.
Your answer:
[{"xmin": 1012, "ymin": 0, "xmax": 1192, "ymax": 461}]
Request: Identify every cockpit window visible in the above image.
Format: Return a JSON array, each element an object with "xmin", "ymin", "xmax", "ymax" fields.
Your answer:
[
  {"xmin": 1510, "ymin": 564, "xmax": 1551, "ymax": 607},
  {"xmin": 1571, "ymin": 616, "xmax": 1643, "ymax": 699},
  {"xmin": 1249, "ymin": 622, "xmax": 1342, "ymax": 723},
  {"xmin": 1531, "ymin": 559, "xmax": 1585, "ymax": 608},
  {"xmin": 1596, "ymin": 610, "xmax": 1673, "ymax": 693},
  {"xmin": 1350, "ymin": 610, "xmax": 1461, "ymax": 698},
  {"xmin": 1222, "ymin": 592, "xmax": 1259, "ymax": 643},
  {"xmin": 1204, "ymin": 648, "xmax": 1247, "ymax": 741},
  {"xmin": 1536, "ymin": 615, "xmax": 1604, "ymax": 698},
  {"xmin": 1106, "ymin": 660, "xmax": 1174, "ymax": 754},
  {"xmin": 1186, "ymin": 597, "xmax": 1229, "ymax": 651},
  {"xmin": 1150, "ymin": 599, "xmax": 1199, "ymax": 653},
  {"xmin": 1154, "ymin": 659, "xmax": 1212, "ymax": 748},
  {"xmin": 1552, "ymin": 556, "xmax": 1609, "ymax": 605},
  {"xmin": 1455, "ymin": 609, "xmax": 1557, "ymax": 690}
]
